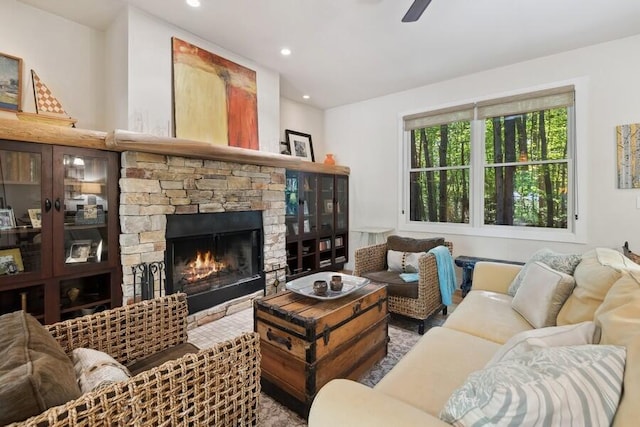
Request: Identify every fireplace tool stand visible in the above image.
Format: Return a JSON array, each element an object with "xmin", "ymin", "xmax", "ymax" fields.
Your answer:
[{"xmin": 132, "ymin": 261, "xmax": 165, "ymax": 301}]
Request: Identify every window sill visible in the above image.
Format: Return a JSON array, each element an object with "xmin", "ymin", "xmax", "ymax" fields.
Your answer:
[{"xmin": 398, "ymin": 221, "xmax": 586, "ymax": 244}]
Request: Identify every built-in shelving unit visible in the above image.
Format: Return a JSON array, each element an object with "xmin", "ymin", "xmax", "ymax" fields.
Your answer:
[
  {"xmin": 0, "ymin": 140, "xmax": 121, "ymax": 324},
  {"xmin": 285, "ymin": 170, "xmax": 349, "ymax": 280}
]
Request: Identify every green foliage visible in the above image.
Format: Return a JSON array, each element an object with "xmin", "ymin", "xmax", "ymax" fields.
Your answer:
[{"xmin": 409, "ymin": 107, "xmax": 570, "ymax": 229}]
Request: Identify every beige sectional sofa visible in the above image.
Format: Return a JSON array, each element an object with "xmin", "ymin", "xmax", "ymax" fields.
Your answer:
[{"xmin": 308, "ymin": 248, "xmax": 640, "ymax": 426}]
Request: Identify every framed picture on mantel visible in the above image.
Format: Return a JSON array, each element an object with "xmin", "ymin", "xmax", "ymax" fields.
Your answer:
[
  {"xmin": 0, "ymin": 52, "xmax": 22, "ymax": 112},
  {"xmin": 285, "ymin": 130, "xmax": 315, "ymax": 162}
]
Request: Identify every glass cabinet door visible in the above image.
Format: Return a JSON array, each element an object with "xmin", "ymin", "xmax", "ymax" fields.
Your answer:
[
  {"xmin": 335, "ymin": 175, "xmax": 348, "ymax": 231},
  {"xmin": 285, "ymin": 171, "xmax": 318, "ymax": 237},
  {"xmin": 0, "ymin": 143, "xmax": 49, "ymax": 280},
  {"xmin": 285, "ymin": 171, "xmax": 299, "ymax": 238},
  {"xmin": 319, "ymin": 174, "xmax": 334, "ymax": 233},
  {"xmin": 56, "ymin": 149, "xmax": 111, "ymax": 271},
  {"xmin": 301, "ymin": 173, "xmax": 317, "ymax": 235}
]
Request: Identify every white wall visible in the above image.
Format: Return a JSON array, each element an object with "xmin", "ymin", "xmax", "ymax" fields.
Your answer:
[
  {"xmin": 104, "ymin": 8, "xmax": 128, "ymax": 133},
  {"xmin": 0, "ymin": 0, "xmax": 105, "ymax": 129},
  {"xmin": 326, "ymin": 34, "xmax": 640, "ymax": 268},
  {"xmin": 121, "ymin": 7, "xmax": 281, "ymax": 153},
  {"xmin": 280, "ymin": 97, "xmax": 326, "ymax": 160}
]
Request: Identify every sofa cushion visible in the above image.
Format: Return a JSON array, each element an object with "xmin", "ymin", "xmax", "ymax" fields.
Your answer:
[
  {"xmin": 375, "ymin": 326, "xmax": 501, "ymax": 417},
  {"xmin": 443, "ymin": 290, "xmax": 533, "ymax": 344},
  {"xmin": 507, "ymin": 248, "xmax": 581, "ymax": 296},
  {"xmin": 613, "ymin": 334, "xmax": 640, "ymax": 426},
  {"xmin": 362, "ymin": 270, "xmax": 419, "ymax": 298},
  {"xmin": 0, "ymin": 311, "xmax": 82, "ymax": 425},
  {"xmin": 511, "ymin": 262, "xmax": 575, "ymax": 328},
  {"xmin": 595, "ymin": 271, "xmax": 640, "ymax": 347},
  {"xmin": 486, "ymin": 321, "xmax": 598, "ymax": 366},
  {"xmin": 72, "ymin": 348, "xmax": 131, "ymax": 393},
  {"xmin": 557, "ymin": 248, "xmax": 625, "ymax": 325},
  {"xmin": 387, "ymin": 250, "xmax": 426, "ymax": 273},
  {"xmin": 386, "ymin": 235, "xmax": 444, "ymax": 253},
  {"xmin": 440, "ymin": 345, "xmax": 626, "ymax": 427}
]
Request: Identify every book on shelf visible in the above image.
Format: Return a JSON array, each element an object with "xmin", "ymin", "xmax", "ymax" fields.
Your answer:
[
  {"xmin": 319, "ymin": 239, "xmax": 332, "ymax": 251},
  {"xmin": 319, "ymin": 259, "xmax": 332, "ymax": 267},
  {"xmin": 335, "ymin": 256, "xmax": 346, "ymax": 263}
]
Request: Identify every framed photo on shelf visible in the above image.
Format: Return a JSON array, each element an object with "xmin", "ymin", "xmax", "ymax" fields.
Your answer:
[
  {"xmin": 324, "ymin": 200, "xmax": 333, "ymax": 214},
  {"xmin": 0, "ymin": 52, "xmax": 23, "ymax": 112},
  {"xmin": 279, "ymin": 141, "xmax": 291, "ymax": 155},
  {"xmin": 28, "ymin": 208, "xmax": 42, "ymax": 228},
  {"xmin": 0, "ymin": 208, "xmax": 15, "ymax": 230},
  {"xmin": 285, "ymin": 129, "xmax": 315, "ymax": 162},
  {"xmin": 66, "ymin": 240, "xmax": 93, "ymax": 264},
  {"xmin": 0, "ymin": 247, "xmax": 24, "ymax": 275}
]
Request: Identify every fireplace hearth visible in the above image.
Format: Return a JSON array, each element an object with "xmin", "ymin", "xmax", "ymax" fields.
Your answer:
[{"xmin": 165, "ymin": 211, "xmax": 264, "ymax": 314}]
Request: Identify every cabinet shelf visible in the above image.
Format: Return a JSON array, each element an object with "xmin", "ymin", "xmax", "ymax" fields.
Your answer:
[
  {"xmin": 0, "ymin": 181, "xmax": 39, "ymax": 186},
  {"xmin": 60, "ymin": 297, "xmax": 111, "ymax": 314},
  {"xmin": 64, "ymin": 223, "xmax": 107, "ymax": 230}
]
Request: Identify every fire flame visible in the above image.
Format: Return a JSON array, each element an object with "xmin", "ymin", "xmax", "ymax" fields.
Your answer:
[{"xmin": 184, "ymin": 251, "xmax": 225, "ymax": 282}]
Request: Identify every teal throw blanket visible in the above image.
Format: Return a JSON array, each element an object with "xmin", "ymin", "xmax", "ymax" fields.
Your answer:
[{"xmin": 428, "ymin": 246, "xmax": 456, "ymax": 306}]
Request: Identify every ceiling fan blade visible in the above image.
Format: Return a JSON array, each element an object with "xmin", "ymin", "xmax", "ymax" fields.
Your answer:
[{"xmin": 402, "ymin": 0, "xmax": 433, "ymax": 22}]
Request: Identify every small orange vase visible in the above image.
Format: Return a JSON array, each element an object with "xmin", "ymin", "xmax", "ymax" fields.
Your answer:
[{"xmin": 324, "ymin": 153, "xmax": 336, "ymax": 165}]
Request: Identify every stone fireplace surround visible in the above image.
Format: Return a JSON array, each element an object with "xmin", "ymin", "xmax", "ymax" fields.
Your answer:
[{"xmin": 118, "ymin": 151, "xmax": 287, "ymax": 327}]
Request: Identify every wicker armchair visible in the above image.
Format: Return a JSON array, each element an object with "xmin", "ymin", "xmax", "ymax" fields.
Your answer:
[
  {"xmin": 354, "ymin": 240, "xmax": 453, "ymax": 334},
  {"xmin": 11, "ymin": 293, "xmax": 261, "ymax": 427}
]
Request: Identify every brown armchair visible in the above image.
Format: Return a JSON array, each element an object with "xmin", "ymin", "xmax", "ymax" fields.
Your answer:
[{"xmin": 353, "ymin": 236, "xmax": 453, "ymax": 334}]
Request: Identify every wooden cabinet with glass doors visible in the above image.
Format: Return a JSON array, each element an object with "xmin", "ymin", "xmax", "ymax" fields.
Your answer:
[
  {"xmin": 285, "ymin": 170, "xmax": 349, "ymax": 280},
  {"xmin": 0, "ymin": 141, "xmax": 121, "ymax": 324}
]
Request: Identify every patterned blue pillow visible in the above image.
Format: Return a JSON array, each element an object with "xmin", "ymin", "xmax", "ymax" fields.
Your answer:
[
  {"xmin": 508, "ymin": 248, "xmax": 582, "ymax": 296},
  {"xmin": 440, "ymin": 345, "xmax": 625, "ymax": 426}
]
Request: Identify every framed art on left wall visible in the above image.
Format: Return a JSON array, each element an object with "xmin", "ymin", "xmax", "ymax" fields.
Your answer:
[{"xmin": 0, "ymin": 52, "xmax": 22, "ymax": 112}]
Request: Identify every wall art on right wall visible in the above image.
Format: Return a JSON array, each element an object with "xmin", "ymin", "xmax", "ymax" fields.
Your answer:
[{"xmin": 616, "ymin": 123, "xmax": 640, "ymax": 189}]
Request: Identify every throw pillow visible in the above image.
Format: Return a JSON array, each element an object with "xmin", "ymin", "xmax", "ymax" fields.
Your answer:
[
  {"xmin": 72, "ymin": 348, "xmax": 131, "ymax": 393},
  {"xmin": 0, "ymin": 311, "xmax": 82, "ymax": 425},
  {"xmin": 440, "ymin": 345, "xmax": 626, "ymax": 427},
  {"xmin": 511, "ymin": 261, "xmax": 576, "ymax": 328},
  {"xmin": 486, "ymin": 321, "xmax": 598, "ymax": 366},
  {"xmin": 594, "ymin": 272, "xmax": 640, "ymax": 347},
  {"xmin": 507, "ymin": 248, "xmax": 581, "ymax": 296},
  {"xmin": 387, "ymin": 250, "xmax": 427, "ymax": 273},
  {"xmin": 386, "ymin": 235, "xmax": 444, "ymax": 253},
  {"xmin": 557, "ymin": 248, "xmax": 625, "ymax": 325}
]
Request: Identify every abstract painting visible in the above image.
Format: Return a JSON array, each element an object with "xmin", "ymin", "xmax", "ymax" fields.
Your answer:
[
  {"xmin": 616, "ymin": 123, "xmax": 640, "ymax": 189},
  {"xmin": 172, "ymin": 37, "xmax": 258, "ymax": 149}
]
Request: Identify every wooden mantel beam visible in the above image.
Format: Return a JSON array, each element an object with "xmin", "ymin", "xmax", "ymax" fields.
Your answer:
[
  {"xmin": 106, "ymin": 130, "xmax": 350, "ymax": 174},
  {"xmin": 0, "ymin": 118, "xmax": 350, "ymax": 175},
  {"xmin": 0, "ymin": 117, "xmax": 108, "ymax": 149}
]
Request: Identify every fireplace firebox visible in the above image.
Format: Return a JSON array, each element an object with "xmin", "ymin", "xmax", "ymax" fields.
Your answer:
[{"xmin": 165, "ymin": 211, "xmax": 264, "ymax": 314}]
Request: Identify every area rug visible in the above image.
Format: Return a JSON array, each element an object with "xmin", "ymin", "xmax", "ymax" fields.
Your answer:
[{"xmin": 258, "ymin": 324, "xmax": 422, "ymax": 426}]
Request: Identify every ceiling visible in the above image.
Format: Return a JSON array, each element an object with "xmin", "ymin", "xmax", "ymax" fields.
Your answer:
[{"xmin": 19, "ymin": 0, "xmax": 640, "ymax": 110}]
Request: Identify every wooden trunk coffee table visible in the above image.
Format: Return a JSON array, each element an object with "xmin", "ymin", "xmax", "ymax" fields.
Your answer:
[{"xmin": 254, "ymin": 281, "xmax": 388, "ymax": 417}]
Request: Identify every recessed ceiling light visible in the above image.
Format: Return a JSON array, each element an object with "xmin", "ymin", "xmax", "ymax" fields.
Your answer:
[
  {"xmin": 302, "ymin": 95, "xmax": 310, "ymax": 100},
  {"xmin": 280, "ymin": 47, "xmax": 292, "ymax": 56},
  {"xmin": 186, "ymin": 0, "xmax": 200, "ymax": 7}
]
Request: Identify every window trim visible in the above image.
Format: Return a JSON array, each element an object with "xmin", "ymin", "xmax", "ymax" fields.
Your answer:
[{"xmin": 397, "ymin": 79, "xmax": 588, "ymax": 244}]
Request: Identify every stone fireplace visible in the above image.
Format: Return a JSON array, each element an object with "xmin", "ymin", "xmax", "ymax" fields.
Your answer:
[{"xmin": 118, "ymin": 151, "xmax": 286, "ymax": 323}]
